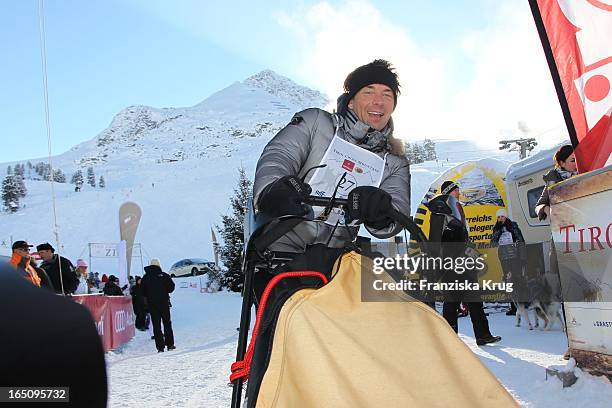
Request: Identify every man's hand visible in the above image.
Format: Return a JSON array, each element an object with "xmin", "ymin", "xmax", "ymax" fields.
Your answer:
[
  {"xmin": 346, "ymin": 186, "xmax": 393, "ymax": 229},
  {"xmin": 258, "ymin": 176, "xmax": 312, "ymax": 217}
]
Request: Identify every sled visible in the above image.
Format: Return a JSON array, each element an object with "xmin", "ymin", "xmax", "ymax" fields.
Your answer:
[{"xmin": 230, "ymin": 195, "xmax": 517, "ymax": 408}]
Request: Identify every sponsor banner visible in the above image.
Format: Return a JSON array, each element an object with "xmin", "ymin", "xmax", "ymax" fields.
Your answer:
[
  {"xmin": 565, "ymin": 302, "xmax": 612, "ymax": 355},
  {"xmin": 72, "ymin": 294, "xmax": 134, "ymax": 352},
  {"xmin": 179, "ymin": 281, "xmax": 200, "ymax": 289},
  {"xmin": 90, "ymin": 243, "xmax": 120, "ymax": 258},
  {"xmin": 533, "ymin": 0, "xmax": 612, "ymax": 171},
  {"xmin": 118, "ymin": 201, "xmax": 142, "ymax": 277},
  {"xmin": 549, "ymin": 167, "xmax": 612, "ymax": 364},
  {"xmin": 90, "ymin": 243, "xmax": 142, "ymax": 258},
  {"xmin": 108, "ymin": 296, "xmax": 135, "ymax": 349},
  {"xmin": 415, "ymin": 158, "xmax": 511, "ymax": 286},
  {"xmin": 72, "ymin": 295, "xmax": 112, "ymax": 351}
]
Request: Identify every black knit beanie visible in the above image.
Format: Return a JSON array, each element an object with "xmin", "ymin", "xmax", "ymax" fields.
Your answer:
[
  {"xmin": 554, "ymin": 144, "xmax": 574, "ymax": 165},
  {"xmin": 440, "ymin": 181, "xmax": 459, "ymax": 195},
  {"xmin": 343, "ymin": 59, "xmax": 400, "ymax": 106}
]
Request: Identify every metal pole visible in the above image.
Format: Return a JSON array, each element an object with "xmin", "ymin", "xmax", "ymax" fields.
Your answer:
[
  {"xmin": 139, "ymin": 244, "xmax": 144, "ymax": 276},
  {"xmin": 520, "ymin": 142, "xmax": 527, "ymax": 160},
  {"xmin": 89, "ymin": 243, "xmax": 92, "ymax": 276},
  {"xmin": 231, "ymin": 261, "xmax": 255, "ymax": 408}
]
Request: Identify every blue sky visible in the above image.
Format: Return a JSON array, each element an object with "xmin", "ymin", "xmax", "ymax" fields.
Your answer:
[{"xmin": 0, "ymin": 0, "xmax": 564, "ymax": 163}]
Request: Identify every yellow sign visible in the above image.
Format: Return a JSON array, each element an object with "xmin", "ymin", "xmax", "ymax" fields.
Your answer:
[{"xmin": 415, "ymin": 158, "xmax": 511, "ymax": 283}]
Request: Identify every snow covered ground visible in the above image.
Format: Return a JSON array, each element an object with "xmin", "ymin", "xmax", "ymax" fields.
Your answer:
[{"xmin": 106, "ymin": 277, "xmax": 612, "ymax": 408}]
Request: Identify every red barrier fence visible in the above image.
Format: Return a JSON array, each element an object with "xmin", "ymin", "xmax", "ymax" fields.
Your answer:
[{"xmin": 73, "ymin": 294, "xmax": 135, "ymax": 352}]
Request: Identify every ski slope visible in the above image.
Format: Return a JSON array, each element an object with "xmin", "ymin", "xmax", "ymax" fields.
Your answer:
[{"xmin": 106, "ymin": 277, "xmax": 612, "ymax": 408}]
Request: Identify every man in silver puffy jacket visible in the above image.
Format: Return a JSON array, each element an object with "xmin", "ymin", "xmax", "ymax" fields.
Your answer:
[{"xmin": 253, "ymin": 59, "xmax": 410, "ymax": 254}]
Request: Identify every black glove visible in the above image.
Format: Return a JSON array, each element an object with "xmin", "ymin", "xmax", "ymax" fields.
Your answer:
[
  {"xmin": 258, "ymin": 176, "xmax": 312, "ymax": 217},
  {"xmin": 345, "ymin": 186, "xmax": 393, "ymax": 229}
]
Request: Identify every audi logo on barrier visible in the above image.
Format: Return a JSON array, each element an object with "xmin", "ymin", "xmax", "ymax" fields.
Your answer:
[
  {"xmin": 96, "ymin": 315, "xmax": 105, "ymax": 336},
  {"xmin": 114, "ymin": 309, "xmax": 135, "ymax": 333},
  {"xmin": 115, "ymin": 310, "xmax": 126, "ymax": 333}
]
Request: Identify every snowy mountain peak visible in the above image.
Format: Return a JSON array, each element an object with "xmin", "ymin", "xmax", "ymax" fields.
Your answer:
[
  {"xmin": 242, "ymin": 69, "xmax": 328, "ymax": 108},
  {"xmin": 29, "ymin": 69, "xmax": 331, "ymax": 170}
]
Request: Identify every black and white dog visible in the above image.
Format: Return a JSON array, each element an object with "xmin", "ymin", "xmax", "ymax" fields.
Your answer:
[{"xmin": 512, "ymin": 274, "xmax": 564, "ymax": 331}]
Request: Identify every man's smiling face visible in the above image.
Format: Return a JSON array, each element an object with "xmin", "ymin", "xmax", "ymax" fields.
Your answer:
[{"xmin": 348, "ymin": 83, "xmax": 395, "ymax": 130}]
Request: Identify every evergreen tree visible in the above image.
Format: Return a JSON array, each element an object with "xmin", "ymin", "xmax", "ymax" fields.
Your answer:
[
  {"xmin": 6, "ymin": 166, "xmax": 12, "ymax": 175},
  {"xmin": 35, "ymin": 162, "xmax": 44, "ymax": 177},
  {"xmin": 13, "ymin": 175, "xmax": 27, "ymax": 198},
  {"xmin": 53, "ymin": 169, "xmax": 66, "ymax": 183},
  {"xmin": 41, "ymin": 164, "xmax": 52, "ymax": 181},
  {"xmin": 13, "ymin": 164, "xmax": 24, "ymax": 177},
  {"xmin": 1, "ymin": 175, "xmax": 19, "ymax": 213},
  {"xmin": 404, "ymin": 141, "xmax": 427, "ymax": 164},
  {"xmin": 216, "ymin": 167, "xmax": 252, "ymax": 292},
  {"xmin": 411, "ymin": 144, "xmax": 426, "ymax": 164},
  {"xmin": 71, "ymin": 170, "xmax": 84, "ymax": 191},
  {"xmin": 87, "ymin": 167, "xmax": 96, "ymax": 187},
  {"xmin": 98, "ymin": 175, "xmax": 105, "ymax": 188},
  {"xmin": 27, "ymin": 161, "xmax": 33, "ymax": 170},
  {"xmin": 423, "ymin": 138, "xmax": 437, "ymax": 161}
]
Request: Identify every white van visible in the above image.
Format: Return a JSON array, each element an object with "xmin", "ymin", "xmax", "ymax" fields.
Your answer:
[{"xmin": 505, "ymin": 143, "xmax": 566, "ymax": 275}]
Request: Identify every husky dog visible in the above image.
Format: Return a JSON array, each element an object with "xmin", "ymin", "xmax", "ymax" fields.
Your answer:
[
  {"xmin": 514, "ymin": 302, "xmax": 537, "ymax": 330},
  {"xmin": 530, "ymin": 299, "xmax": 565, "ymax": 331},
  {"xmin": 512, "ymin": 273, "xmax": 565, "ymax": 331}
]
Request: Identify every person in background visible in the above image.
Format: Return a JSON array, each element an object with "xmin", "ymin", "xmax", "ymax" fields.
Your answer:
[
  {"xmin": 103, "ymin": 275, "xmax": 124, "ymax": 296},
  {"xmin": 93, "ymin": 272, "xmax": 101, "ymax": 288},
  {"xmin": 534, "ymin": 144, "xmax": 576, "ymax": 360},
  {"xmin": 74, "ymin": 259, "xmax": 90, "ymax": 295},
  {"xmin": 0, "ymin": 262, "xmax": 108, "ymax": 407},
  {"xmin": 101, "ymin": 273, "xmax": 109, "ymax": 288},
  {"xmin": 36, "ymin": 242, "xmax": 79, "ymax": 295},
  {"xmin": 438, "ymin": 181, "xmax": 502, "ymax": 346},
  {"xmin": 142, "ymin": 258, "xmax": 176, "ymax": 352},
  {"xmin": 29, "ymin": 256, "xmax": 54, "ymax": 292},
  {"xmin": 130, "ymin": 276, "xmax": 148, "ymax": 331},
  {"xmin": 491, "ymin": 209, "xmax": 526, "ymax": 316},
  {"xmin": 535, "ymin": 144, "xmax": 577, "ymax": 221},
  {"xmin": 9, "ymin": 241, "xmax": 41, "ymax": 287}
]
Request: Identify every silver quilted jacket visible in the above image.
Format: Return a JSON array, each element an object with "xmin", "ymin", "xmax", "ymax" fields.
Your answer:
[{"xmin": 253, "ymin": 108, "xmax": 411, "ymax": 253}]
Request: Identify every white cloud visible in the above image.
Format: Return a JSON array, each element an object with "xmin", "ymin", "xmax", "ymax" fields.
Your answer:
[{"xmin": 276, "ymin": 0, "xmax": 567, "ymax": 149}]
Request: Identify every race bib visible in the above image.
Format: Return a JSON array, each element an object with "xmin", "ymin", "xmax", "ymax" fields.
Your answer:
[
  {"xmin": 308, "ymin": 136, "xmax": 386, "ymax": 226},
  {"xmin": 499, "ymin": 230, "xmax": 514, "ymax": 246}
]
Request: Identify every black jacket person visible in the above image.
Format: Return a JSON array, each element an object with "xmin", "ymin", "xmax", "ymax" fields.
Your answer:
[
  {"xmin": 0, "ymin": 261, "xmax": 107, "ymax": 407},
  {"xmin": 37, "ymin": 242, "xmax": 79, "ymax": 294},
  {"xmin": 141, "ymin": 258, "xmax": 175, "ymax": 352},
  {"xmin": 435, "ymin": 181, "xmax": 502, "ymax": 346}
]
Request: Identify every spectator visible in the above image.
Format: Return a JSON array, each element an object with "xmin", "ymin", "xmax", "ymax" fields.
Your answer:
[
  {"xmin": 141, "ymin": 258, "xmax": 176, "ymax": 352},
  {"xmin": 436, "ymin": 181, "xmax": 502, "ymax": 346},
  {"xmin": 0, "ymin": 262, "xmax": 108, "ymax": 407},
  {"xmin": 9, "ymin": 241, "xmax": 41, "ymax": 287},
  {"xmin": 103, "ymin": 275, "xmax": 124, "ymax": 296},
  {"xmin": 534, "ymin": 144, "xmax": 576, "ymax": 360},
  {"xmin": 491, "ymin": 209, "xmax": 526, "ymax": 316},
  {"xmin": 29, "ymin": 256, "xmax": 54, "ymax": 292},
  {"xmin": 93, "ymin": 272, "xmax": 101, "ymax": 288},
  {"xmin": 74, "ymin": 259, "xmax": 90, "ymax": 295},
  {"xmin": 87, "ymin": 271, "xmax": 96, "ymax": 288},
  {"xmin": 535, "ymin": 144, "xmax": 576, "ymax": 220},
  {"xmin": 36, "ymin": 242, "xmax": 79, "ymax": 295},
  {"xmin": 130, "ymin": 276, "xmax": 148, "ymax": 331}
]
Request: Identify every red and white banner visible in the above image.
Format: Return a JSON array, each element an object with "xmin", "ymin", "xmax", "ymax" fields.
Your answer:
[
  {"xmin": 532, "ymin": 0, "xmax": 612, "ymax": 172},
  {"xmin": 73, "ymin": 294, "xmax": 134, "ymax": 352}
]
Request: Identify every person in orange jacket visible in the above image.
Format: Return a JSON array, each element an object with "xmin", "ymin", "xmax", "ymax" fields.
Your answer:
[{"xmin": 10, "ymin": 241, "xmax": 41, "ymax": 287}]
